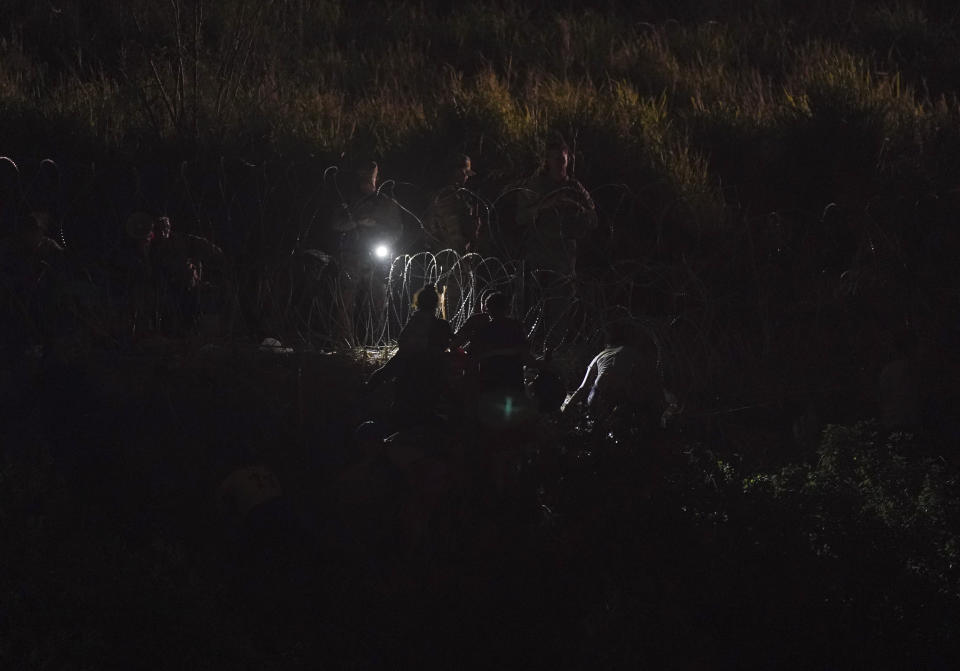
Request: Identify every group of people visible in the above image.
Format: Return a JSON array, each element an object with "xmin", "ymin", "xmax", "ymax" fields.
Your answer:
[
  {"xmin": 111, "ymin": 212, "xmax": 225, "ymax": 337},
  {"xmin": 363, "ymin": 279, "xmax": 655, "ymax": 440},
  {"xmin": 0, "ymin": 135, "xmax": 655, "ymax": 434},
  {"xmin": 325, "ymin": 135, "xmax": 600, "ymax": 347},
  {"xmin": 319, "ymin": 134, "xmax": 662, "ymax": 440},
  {"xmin": 369, "ymin": 135, "xmax": 598, "ymax": 266},
  {"xmin": 0, "ymin": 205, "xmax": 224, "ymax": 354}
]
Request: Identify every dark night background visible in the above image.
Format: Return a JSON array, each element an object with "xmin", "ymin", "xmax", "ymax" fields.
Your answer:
[{"xmin": 2, "ymin": 1, "xmax": 960, "ymax": 668}]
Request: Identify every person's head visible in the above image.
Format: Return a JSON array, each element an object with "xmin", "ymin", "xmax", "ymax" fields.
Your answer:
[
  {"xmin": 413, "ymin": 283, "xmax": 440, "ymax": 313},
  {"xmin": 483, "ymin": 291, "xmax": 510, "ymax": 319},
  {"xmin": 155, "ymin": 216, "xmax": 172, "ymax": 240},
  {"xmin": 448, "ymin": 154, "xmax": 476, "ymax": 187},
  {"xmin": 356, "ymin": 161, "xmax": 379, "ymax": 195},
  {"xmin": 544, "ymin": 136, "xmax": 570, "ymax": 181}
]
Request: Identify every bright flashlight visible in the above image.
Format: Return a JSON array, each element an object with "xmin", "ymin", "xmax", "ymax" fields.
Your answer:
[{"xmin": 373, "ymin": 244, "xmax": 390, "ymax": 259}]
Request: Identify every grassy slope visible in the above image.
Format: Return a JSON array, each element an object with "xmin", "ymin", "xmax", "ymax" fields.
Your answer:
[{"xmin": 3, "ymin": 1, "xmax": 960, "ymax": 667}]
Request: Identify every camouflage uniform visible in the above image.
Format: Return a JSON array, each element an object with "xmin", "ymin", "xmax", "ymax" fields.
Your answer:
[
  {"xmin": 332, "ymin": 191, "xmax": 402, "ymax": 275},
  {"xmin": 423, "ymin": 185, "xmax": 480, "ymax": 254},
  {"xmin": 330, "ymin": 184, "xmax": 402, "ymax": 344},
  {"xmin": 519, "ymin": 172, "xmax": 597, "ymax": 350},
  {"xmin": 520, "ymin": 173, "xmax": 597, "ymax": 276},
  {"xmin": 422, "ymin": 154, "xmax": 480, "ymax": 255}
]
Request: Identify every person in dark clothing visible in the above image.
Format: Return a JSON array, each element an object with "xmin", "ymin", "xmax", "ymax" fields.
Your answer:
[
  {"xmin": 452, "ymin": 291, "xmax": 531, "ymax": 393},
  {"xmin": 453, "ymin": 291, "xmax": 538, "ymax": 434},
  {"xmin": 151, "ymin": 215, "xmax": 223, "ymax": 335},
  {"xmin": 367, "ymin": 284, "xmax": 454, "ymax": 426},
  {"xmin": 422, "ymin": 154, "xmax": 482, "ymax": 255},
  {"xmin": 0, "ymin": 211, "xmax": 64, "ymax": 278},
  {"xmin": 329, "ymin": 161, "xmax": 403, "ymax": 344},
  {"xmin": 520, "ymin": 136, "xmax": 597, "ymax": 278},
  {"xmin": 422, "ymin": 154, "xmax": 484, "ymax": 331},
  {"xmin": 519, "ymin": 135, "xmax": 597, "ymax": 350},
  {"xmin": 0, "ymin": 211, "xmax": 65, "ymax": 355}
]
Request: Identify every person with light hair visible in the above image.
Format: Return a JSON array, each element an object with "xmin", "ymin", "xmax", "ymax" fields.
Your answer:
[{"xmin": 366, "ymin": 284, "xmax": 454, "ymax": 427}]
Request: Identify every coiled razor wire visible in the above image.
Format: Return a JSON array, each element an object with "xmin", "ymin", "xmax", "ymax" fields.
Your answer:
[
  {"xmin": 283, "ymin": 170, "xmax": 687, "ymax": 373},
  {"xmin": 0, "ymin": 157, "xmax": 712, "ymax": 399}
]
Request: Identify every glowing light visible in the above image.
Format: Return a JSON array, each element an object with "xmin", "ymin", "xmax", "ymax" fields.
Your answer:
[
  {"xmin": 374, "ymin": 244, "xmax": 390, "ymax": 259},
  {"xmin": 504, "ymin": 396, "xmax": 514, "ymax": 418}
]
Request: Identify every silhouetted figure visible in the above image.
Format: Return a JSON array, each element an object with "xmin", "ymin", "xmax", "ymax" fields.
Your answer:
[
  {"xmin": 520, "ymin": 136, "xmax": 597, "ymax": 277},
  {"xmin": 329, "ymin": 161, "xmax": 402, "ymax": 344},
  {"xmin": 453, "ymin": 292, "xmax": 530, "ymax": 393},
  {"xmin": 0, "ymin": 211, "xmax": 64, "ymax": 286},
  {"xmin": 520, "ymin": 136, "xmax": 597, "ymax": 349},
  {"xmin": 151, "ymin": 215, "xmax": 223, "ymax": 336},
  {"xmin": 422, "ymin": 154, "xmax": 481, "ymax": 254},
  {"xmin": 453, "ymin": 291, "xmax": 537, "ymax": 431},
  {"xmin": 0, "ymin": 211, "xmax": 64, "ymax": 355},
  {"xmin": 367, "ymin": 284, "xmax": 454, "ymax": 427}
]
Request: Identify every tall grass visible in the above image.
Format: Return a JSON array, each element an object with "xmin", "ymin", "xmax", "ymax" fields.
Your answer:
[
  {"xmin": 3, "ymin": 1, "xmax": 959, "ymax": 424},
  {"xmin": 4, "ymin": 3, "xmax": 957, "ymax": 191}
]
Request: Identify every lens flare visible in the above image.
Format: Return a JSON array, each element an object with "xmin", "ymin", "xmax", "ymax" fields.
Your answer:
[{"xmin": 374, "ymin": 244, "xmax": 390, "ymax": 259}]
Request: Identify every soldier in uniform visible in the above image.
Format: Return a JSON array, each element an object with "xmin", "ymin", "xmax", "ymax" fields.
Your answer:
[
  {"xmin": 329, "ymin": 161, "xmax": 403, "ymax": 344},
  {"xmin": 151, "ymin": 215, "xmax": 224, "ymax": 335},
  {"xmin": 422, "ymin": 154, "xmax": 485, "ymax": 327},
  {"xmin": 519, "ymin": 136, "xmax": 597, "ymax": 350},
  {"xmin": 422, "ymin": 154, "xmax": 482, "ymax": 255}
]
